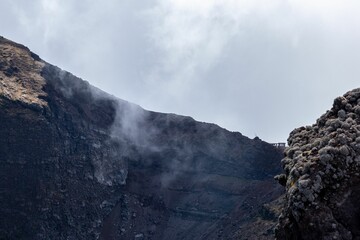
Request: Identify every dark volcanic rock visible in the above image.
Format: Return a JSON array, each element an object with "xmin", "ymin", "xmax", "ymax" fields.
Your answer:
[
  {"xmin": 276, "ymin": 88, "xmax": 360, "ymax": 240},
  {"xmin": 0, "ymin": 36, "xmax": 283, "ymax": 240}
]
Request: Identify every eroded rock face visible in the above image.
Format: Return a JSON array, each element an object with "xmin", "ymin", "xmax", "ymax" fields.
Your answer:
[
  {"xmin": 276, "ymin": 89, "xmax": 360, "ymax": 240},
  {"xmin": 0, "ymin": 36, "xmax": 283, "ymax": 240}
]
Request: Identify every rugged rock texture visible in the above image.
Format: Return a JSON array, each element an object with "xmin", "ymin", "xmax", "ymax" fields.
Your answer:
[
  {"xmin": 276, "ymin": 89, "xmax": 360, "ymax": 240},
  {"xmin": 0, "ymin": 36, "xmax": 283, "ymax": 240}
]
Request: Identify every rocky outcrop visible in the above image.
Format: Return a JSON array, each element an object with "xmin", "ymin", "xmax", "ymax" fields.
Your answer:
[
  {"xmin": 276, "ymin": 89, "xmax": 360, "ymax": 239},
  {"xmin": 0, "ymin": 36, "xmax": 283, "ymax": 240}
]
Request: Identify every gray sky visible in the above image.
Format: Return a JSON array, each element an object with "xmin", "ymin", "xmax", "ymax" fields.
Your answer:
[{"xmin": 1, "ymin": 0, "xmax": 360, "ymax": 143}]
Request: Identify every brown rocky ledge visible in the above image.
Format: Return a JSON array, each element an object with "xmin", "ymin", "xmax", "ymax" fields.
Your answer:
[{"xmin": 0, "ymin": 36, "xmax": 47, "ymax": 109}]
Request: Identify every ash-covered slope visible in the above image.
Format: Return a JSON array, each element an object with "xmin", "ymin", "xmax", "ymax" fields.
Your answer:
[
  {"xmin": 276, "ymin": 89, "xmax": 360, "ymax": 239},
  {"xmin": 0, "ymin": 36, "xmax": 283, "ymax": 240}
]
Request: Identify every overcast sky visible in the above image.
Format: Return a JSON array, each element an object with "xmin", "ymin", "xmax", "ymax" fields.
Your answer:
[{"xmin": 1, "ymin": 0, "xmax": 360, "ymax": 143}]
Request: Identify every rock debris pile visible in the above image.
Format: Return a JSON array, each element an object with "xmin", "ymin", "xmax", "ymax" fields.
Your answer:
[{"xmin": 276, "ymin": 88, "xmax": 360, "ymax": 240}]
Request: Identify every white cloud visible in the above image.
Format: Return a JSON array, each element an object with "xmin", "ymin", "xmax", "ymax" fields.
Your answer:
[
  {"xmin": 143, "ymin": 0, "xmax": 360, "ymax": 141},
  {"xmin": 144, "ymin": 0, "xmax": 288, "ymax": 97},
  {"xmin": 1, "ymin": 0, "xmax": 360, "ymax": 142}
]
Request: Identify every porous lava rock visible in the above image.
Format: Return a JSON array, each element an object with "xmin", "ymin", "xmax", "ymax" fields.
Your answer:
[{"xmin": 276, "ymin": 88, "xmax": 360, "ymax": 240}]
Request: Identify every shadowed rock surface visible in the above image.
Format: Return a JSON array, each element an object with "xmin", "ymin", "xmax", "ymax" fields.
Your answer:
[
  {"xmin": 0, "ymin": 36, "xmax": 283, "ymax": 240},
  {"xmin": 276, "ymin": 89, "xmax": 360, "ymax": 240}
]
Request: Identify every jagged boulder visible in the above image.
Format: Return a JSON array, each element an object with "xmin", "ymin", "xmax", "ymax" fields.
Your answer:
[{"xmin": 276, "ymin": 88, "xmax": 360, "ymax": 240}]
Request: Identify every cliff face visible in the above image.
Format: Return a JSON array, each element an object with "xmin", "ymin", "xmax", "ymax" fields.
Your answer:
[
  {"xmin": 276, "ymin": 89, "xmax": 360, "ymax": 240},
  {"xmin": 0, "ymin": 37, "xmax": 283, "ymax": 240}
]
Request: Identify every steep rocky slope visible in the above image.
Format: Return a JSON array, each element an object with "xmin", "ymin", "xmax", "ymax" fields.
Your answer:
[
  {"xmin": 0, "ymin": 36, "xmax": 283, "ymax": 240},
  {"xmin": 276, "ymin": 89, "xmax": 360, "ymax": 239}
]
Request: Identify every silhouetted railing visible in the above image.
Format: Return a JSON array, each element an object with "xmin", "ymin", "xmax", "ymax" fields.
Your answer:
[{"xmin": 271, "ymin": 142, "xmax": 286, "ymax": 148}]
